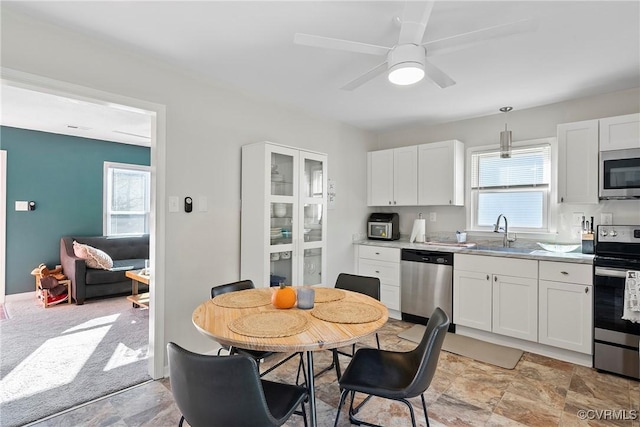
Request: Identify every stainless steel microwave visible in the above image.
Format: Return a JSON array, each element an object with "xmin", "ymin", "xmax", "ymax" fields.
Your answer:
[{"xmin": 599, "ymin": 148, "xmax": 640, "ymax": 199}]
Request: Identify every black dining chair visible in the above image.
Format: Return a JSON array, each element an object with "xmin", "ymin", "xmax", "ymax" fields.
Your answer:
[
  {"xmin": 311, "ymin": 273, "xmax": 381, "ymax": 381},
  {"xmin": 333, "ymin": 307, "xmax": 450, "ymax": 427},
  {"xmin": 211, "ymin": 279, "xmax": 304, "ymax": 379},
  {"xmin": 167, "ymin": 342, "xmax": 308, "ymax": 427}
]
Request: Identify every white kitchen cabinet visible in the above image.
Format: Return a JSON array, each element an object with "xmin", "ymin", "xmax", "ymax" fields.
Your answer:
[
  {"xmin": 241, "ymin": 142, "xmax": 327, "ymax": 287},
  {"xmin": 492, "ymin": 274, "xmax": 538, "ymax": 342},
  {"xmin": 453, "ymin": 269, "xmax": 492, "ymax": 331},
  {"xmin": 557, "ymin": 119, "xmax": 599, "ymax": 204},
  {"xmin": 418, "ymin": 140, "xmax": 464, "ymax": 206},
  {"xmin": 367, "ymin": 146, "xmax": 417, "ymax": 206},
  {"xmin": 599, "ymin": 113, "xmax": 640, "ymax": 151},
  {"xmin": 357, "ymin": 245, "xmax": 401, "ymax": 316},
  {"xmin": 454, "ymin": 254, "xmax": 538, "ymax": 341},
  {"xmin": 538, "ymin": 261, "xmax": 593, "ymax": 354}
]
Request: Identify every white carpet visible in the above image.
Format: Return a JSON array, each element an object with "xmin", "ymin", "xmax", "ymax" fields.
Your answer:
[
  {"xmin": 398, "ymin": 324, "xmax": 523, "ymax": 369},
  {"xmin": 0, "ymin": 296, "xmax": 150, "ymax": 427}
]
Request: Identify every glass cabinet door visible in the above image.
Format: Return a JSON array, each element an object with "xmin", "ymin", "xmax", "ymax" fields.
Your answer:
[
  {"xmin": 270, "ymin": 250, "xmax": 293, "ymax": 286},
  {"xmin": 303, "ymin": 248, "xmax": 323, "ymax": 285},
  {"xmin": 271, "ymin": 152, "xmax": 294, "ymax": 197},
  {"xmin": 270, "ymin": 202, "xmax": 293, "ymax": 246}
]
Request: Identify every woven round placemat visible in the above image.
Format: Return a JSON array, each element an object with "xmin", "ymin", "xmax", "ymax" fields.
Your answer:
[
  {"xmin": 229, "ymin": 311, "xmax": 309, "ymax": 338},
  {"xmin": 311, "ymin": 301, "xmax": 383, "ymax": 324},
  {"xmin": 212, "ymin": 289, "xmax": 271, "ymax": 308},
  {"xmin": 314, "ymin": 287, "xmax": 346, "ymax": 303}
]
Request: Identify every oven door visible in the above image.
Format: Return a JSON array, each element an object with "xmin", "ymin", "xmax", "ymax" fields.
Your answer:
[
  {"xmin": 594, "ymin": 265, "xmax": 640, "ymax": 336},
  {"xmin": 599, "ymin": 149, "xmax": 640, "ymax": 199}
]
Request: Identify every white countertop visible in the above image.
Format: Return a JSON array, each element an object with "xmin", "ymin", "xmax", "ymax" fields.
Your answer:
[{"xmin": 355, "ymin": 239, "xmax": 594, "ymax": 264}]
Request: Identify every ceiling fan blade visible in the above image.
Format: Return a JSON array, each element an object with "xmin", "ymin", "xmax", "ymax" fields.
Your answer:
[
  {"xmin": 424, "ymin": 59, "xmax": 456, "ymax": 88},
  {"xmin": 398, "ymin": 1, "xmax": 435, "ymax": 45},
  {"xmin": 341, "ymin": 62, "xmax": 388, "ymax": 91},
  {"xmin": 424, "ymin": 19, "xmax": 538, "ymax": 56},
  {"xmin": 294, "ymin": 33, "xmax": 389, "ymax": 57}
]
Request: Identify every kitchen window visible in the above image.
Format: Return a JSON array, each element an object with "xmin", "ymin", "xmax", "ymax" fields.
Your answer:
[
  {"xmin": 470, "ymin": 143, "xmax": 551, "ymax": 232},
  {"xmin": 103, "ymin": 162, "xmax": 150, "ymax": 236}
]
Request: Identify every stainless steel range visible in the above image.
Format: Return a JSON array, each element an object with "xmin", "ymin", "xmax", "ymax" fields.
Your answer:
[{"xmin": 593, "ymin": 225, "xmax": 640, "ymax": 380}]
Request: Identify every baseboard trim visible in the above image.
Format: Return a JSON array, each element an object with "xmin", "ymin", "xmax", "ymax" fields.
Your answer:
[{"xmin": 5, "ymin": 291, "xmax": 36, "ymax": 302}]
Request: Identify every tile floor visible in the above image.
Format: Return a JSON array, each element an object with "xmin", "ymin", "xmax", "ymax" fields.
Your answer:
[{"xmin": 30, "ymin": 319, "xmax": 639, "ymax": 427}]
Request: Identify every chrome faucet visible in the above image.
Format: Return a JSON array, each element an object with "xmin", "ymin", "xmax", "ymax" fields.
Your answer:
[{"xmin": 494, "ymin": 214, "xmax": 516, "ymax": 247}]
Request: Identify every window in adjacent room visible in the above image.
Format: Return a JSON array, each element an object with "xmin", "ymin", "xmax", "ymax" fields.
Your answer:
[
  {"xmin": 470, "ymin": 143, "xmax": 551, "ymax": 232},
  {"xmin": 103, "ymin": 162, "xmax": 150, "ymax": 236}
]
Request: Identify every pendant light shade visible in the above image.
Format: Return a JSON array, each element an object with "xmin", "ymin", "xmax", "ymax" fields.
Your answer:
[{"xmin": 499, "ymin": 107, "xmax": 513, "ymax": 159}]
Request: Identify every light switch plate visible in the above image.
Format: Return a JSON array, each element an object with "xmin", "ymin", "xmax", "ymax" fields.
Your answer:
[
  {"xmin": 572, "ymin": 212, "xmax": 584, "ymax": 227},
  {"xmin": 601, "ymin": 212, "xmax": 613, "ymax": 225},
  {"xmin": 15, "ymin": 201, "xmax": 28, "ymax": 211},
  {"xmin": 169, "ymin": 196, "xmax": 179, "ymax": 213},
  {"xmin": 429, "ymin": 212, "xmax": 437, "ymax": 222}
]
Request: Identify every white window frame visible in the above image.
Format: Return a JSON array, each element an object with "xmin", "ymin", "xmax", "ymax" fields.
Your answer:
[
  {"xmin": 466, "ymin": 137, "xmax": 558, "ymax": 235},
  {"xmin": 103, "ymin": 161, "xmax": 151, "ymax": 236}
]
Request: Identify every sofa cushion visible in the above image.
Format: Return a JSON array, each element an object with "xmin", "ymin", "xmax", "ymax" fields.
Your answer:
[{"xmin": 85, "ymin": 259, "xmax": 145, "ymax": 285}]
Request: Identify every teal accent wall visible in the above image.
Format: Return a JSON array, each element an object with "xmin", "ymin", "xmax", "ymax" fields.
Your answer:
[{"xmin": 0, "ymin": 126, "xmax": 150, "ymax": 295}]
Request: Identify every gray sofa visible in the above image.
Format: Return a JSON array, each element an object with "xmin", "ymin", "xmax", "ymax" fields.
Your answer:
[{"xmin": 60, "ymin": 235, "xmax": 149, "ymax": 304}]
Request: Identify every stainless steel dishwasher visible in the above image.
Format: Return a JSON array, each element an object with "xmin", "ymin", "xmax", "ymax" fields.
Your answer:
[{"xmin": 400, "ymin": 249, "xmax": 454, "ymax": 330}]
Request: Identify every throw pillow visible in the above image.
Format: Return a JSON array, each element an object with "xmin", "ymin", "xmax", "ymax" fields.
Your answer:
[{"xmin": 73, "ymin": 241, "xmax": 114, "ymax": 270}]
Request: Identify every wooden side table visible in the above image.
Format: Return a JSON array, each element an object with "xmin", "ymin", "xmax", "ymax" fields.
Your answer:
[
  {"xmin": 40, "ymin": 279, "xmax": 72, "ymax": 308},
  {"xmin": 31, "ymin": 268, "xmax": 73, "ymax": 308}
]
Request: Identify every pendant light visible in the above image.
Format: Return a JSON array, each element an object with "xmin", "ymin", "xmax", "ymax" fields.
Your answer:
[{"xmin": 499, "ymin": 106, "xmax": 513, "ymax": 159}]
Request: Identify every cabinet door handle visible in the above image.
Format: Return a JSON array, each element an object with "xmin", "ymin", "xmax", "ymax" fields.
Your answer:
[
  {"xmin": 375, "ymin": 252, "xmax": 380, "ymax": 255},
  {"xmin": 394, "ymin": 201, "xmax": 397, "ymax": 205},
  {"xmin": 375, "ymin": 270, "xmax": 380, "ymax": 274},
  {"xmin": 449, "ymin": 200, "xmax": 452, "ymax": 205},
  {"xmin": 561, "ymin": 271, "xmax": 569, "ymax": 275},
  {"xmin": 494, "ymin": 276, "xmax": 498, "ymax": 282},
  {"xmin": 585, "ymin": 287, "xmax": 589, "ymax": 294},
  {"xmin": 560, "ymin": 197, "xmax": 564, "ymax": 203},
  {"xmin": 388, "ymin": 201, "xmax": 392, "ymax": 205},
  {"xmin": 486, "ymin": 275, "xmax": 490, "ymax": 280}
]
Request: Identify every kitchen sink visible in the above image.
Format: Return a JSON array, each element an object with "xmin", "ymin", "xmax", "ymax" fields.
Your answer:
[{"xmin": 471, "ymin": 246, "xmax": 534, "ymax": 254}]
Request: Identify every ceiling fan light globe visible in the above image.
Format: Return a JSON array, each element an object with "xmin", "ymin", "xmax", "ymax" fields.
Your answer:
[{"xmin": 388, "ymin": 64, "xmax": 425, "ymax": 85}]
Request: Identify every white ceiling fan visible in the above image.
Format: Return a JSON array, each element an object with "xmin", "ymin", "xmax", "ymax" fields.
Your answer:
[{"xmin": 294, "ymin": 1, "xmax": 536, "ymax": 90}]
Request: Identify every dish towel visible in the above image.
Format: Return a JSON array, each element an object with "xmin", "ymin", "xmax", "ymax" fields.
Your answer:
[{"xmin": 622, "ymin": 270, "xmax": 640, "ymax": 323}]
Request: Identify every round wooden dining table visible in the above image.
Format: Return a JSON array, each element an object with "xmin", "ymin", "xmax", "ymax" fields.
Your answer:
[{"xmin": 192, "ymin": 286, "xmax": 388, "ymax": 427}]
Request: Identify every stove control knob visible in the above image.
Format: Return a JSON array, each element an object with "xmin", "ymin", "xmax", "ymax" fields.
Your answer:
[
  {"xmin": 600, "ymin": 229, "xmax": 608, "ymax": 237},
  {"xmin": 610, "ymin": 230, "xmax": 618, "ymax": 237}
]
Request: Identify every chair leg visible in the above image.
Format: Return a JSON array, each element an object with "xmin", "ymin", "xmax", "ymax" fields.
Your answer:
[
  {"xmin": 333, "ymin": 349, "xmax": 342, "ymax": 379},
  {"xmin": 421, "ymin": 393, "xmax": 430, "ymax": 427},
  {"xmin": 259, "ymin": 352, "xmax": 300, "ymax": 377},
  {"xmin": 296, "ymin": 353, "xmax": 308, "ymax": 386},
  {"xmin": 178, "ymin": 415, "xmax": 185, "ymax": 427},
  {"xmin": 333, "ymin": 388, "xmax": 349, "ymax": 427},
  {"xmin": 375, "ymin": 332, "xmax": 380, "ymax": 349},
  {"xmin": 347, "ymin": 395, "xmax": 418, "ymax": 427}
]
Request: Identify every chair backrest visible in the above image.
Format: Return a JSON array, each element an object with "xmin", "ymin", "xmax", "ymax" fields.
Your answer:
[
  {"xmin": 335, "ymin": 273, "xmax": 380, "ymax": 301},
  {"xmin": 404, "ymin": 307, "xmax": 450, "ymax": 397},
  {"xmin": 167, "ymin": 342, "xmax": 279, "ymax": 427},
  {"xmin": 211, "ymin": 279, "xmax": 254, "ymax": 298}
]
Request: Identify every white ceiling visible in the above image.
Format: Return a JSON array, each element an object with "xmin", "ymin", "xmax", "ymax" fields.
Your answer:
[{"xmin": 1, "ymin": 1, "xmax": 639, "ymax": 142}]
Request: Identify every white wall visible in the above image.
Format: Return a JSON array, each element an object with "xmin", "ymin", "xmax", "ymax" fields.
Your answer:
[
  {"xmin": 376, "ymin": 88, "xmax": 640, "ymax": 242},
  {"xmin": 1, "ymin": 9, "xmax": 377, "ymax": 354}
]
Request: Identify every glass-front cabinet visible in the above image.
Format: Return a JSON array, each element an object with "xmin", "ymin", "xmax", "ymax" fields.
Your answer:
[{"xmin": 241, "ymin": 142, "xmax": 327, "ymax": 287}]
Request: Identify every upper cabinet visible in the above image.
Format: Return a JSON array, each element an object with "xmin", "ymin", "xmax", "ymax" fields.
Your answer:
[
  {"xmin": 557, "ymin": 119, "xmax": 599, "ymax": 204},
  {"xmin": 367, "ymin": 146, "xmax": 417, "ymax": 206},
  {"xmin": 599, "ymin": 113, "xmax": 640, "ymax": 151},
  {"xmin": 418, "ymin": 140, "xmax": 464, "ymax": 206},
  {"xmin": 367, "ymin": 140, "xmax": 464, "ymax": 207}
]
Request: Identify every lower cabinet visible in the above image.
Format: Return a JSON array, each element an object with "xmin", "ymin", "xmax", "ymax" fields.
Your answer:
[
  {"xmin": 357, "ymin": 246, "xmax": 400, "ymax": 312},
  {"xmin": 454, "ymin": 254, "xmax": 538, "ymax": 342},
  {"xmin": 538, "ymin": 261, "xmax": 593, "ymax": 354},
  {"xmin": 453, "ymin": 270, "xmax": 492, "ymax": 331},
  {"xmin": 492, "ymin": 275, "xmax": 538, "ymax": 342}
]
